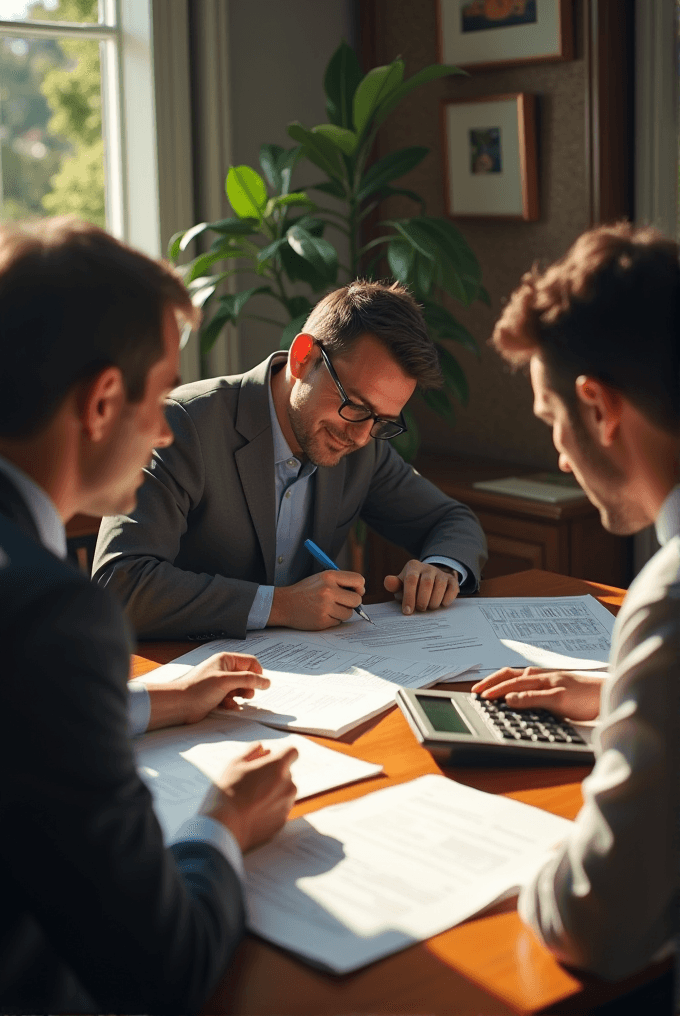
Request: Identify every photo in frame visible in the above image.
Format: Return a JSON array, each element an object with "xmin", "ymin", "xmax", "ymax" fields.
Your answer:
[
  {"xmin": 442, "ymin": 94, "xmax": 538, "ymax": 220},
  {"xmin": 437, "ymin": 0, "xmax": 573, "ymax": 71}
]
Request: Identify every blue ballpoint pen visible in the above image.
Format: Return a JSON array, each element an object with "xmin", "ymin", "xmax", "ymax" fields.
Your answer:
[{"xmin": 303, "ymin": 538, "xmax": 376, "ymax": 625}]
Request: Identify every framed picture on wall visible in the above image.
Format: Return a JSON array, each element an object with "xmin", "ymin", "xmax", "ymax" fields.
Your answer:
[
  {"xmin": 437, "ymin": 1, "xmax": 573, "ymax": 71},
  {"xmin": 442, "ymin": 93, "xmax": 539, "ymax": 220}
]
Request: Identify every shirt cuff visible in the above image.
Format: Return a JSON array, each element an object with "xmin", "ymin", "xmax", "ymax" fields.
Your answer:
[
  {"xmin": 128, "ymin": 683, "xmax": 151, "ymax": 736},
  {"xmin": 247, "ymin": 585, "xmax": 274, "ymax": 629},
  {"xmin": 423, "ymin": 556, "xmax": 468, "ymax": 586},
  {"xmin": 172, "ymin": 815, "xmax": 245, "ymax": 885}
]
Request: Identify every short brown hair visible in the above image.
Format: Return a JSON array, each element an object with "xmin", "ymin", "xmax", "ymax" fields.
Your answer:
[
  {"xmin": 0, "ymin": 216, "xmax": 198, "ymax": 438},
  {"xmin": 492, "ymin": 222, "xmax": 680, "ymax": 432},
  {"xmin": 303, "ymin": 280, "xmax": 443, "ymax": 389}
]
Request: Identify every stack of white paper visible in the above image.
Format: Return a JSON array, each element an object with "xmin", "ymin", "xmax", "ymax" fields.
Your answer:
[
  {"xmin": 135, "ymin": 714, "xmax": 382, "ymax": 842},
  {"xmin": 138, "ymin": 594, "xmax": 613, "ymax": 737},
  {"xmin": 244, "ymin": 774, "xmax": 571, "ymax": 973}
]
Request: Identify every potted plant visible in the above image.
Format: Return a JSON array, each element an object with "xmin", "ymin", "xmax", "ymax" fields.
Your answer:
[{"xmin": 170, "ymin": 42, "xmax": 487, "ymax": 460}]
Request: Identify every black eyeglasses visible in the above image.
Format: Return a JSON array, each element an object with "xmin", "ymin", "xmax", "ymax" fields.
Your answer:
[{"xmin": 317, "ymin": 344, "xmax": 408, "ymax": 441}]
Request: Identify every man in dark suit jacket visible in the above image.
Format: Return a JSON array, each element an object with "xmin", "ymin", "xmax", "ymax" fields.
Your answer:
[
  {"xmin": 93, "ymin": 282, "xmax": 487, "ymax": 640},
  {"xmin": 0, "ymin": 217, "xmax": 296, "ymax": 1014}
]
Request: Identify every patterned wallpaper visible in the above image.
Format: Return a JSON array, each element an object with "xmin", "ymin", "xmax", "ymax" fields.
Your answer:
[{"xmin": 369, "ymin": 0, "xmax": 590, "ymax": 469}]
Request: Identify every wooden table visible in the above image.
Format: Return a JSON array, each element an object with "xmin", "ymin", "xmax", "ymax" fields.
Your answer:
[{"xmin": 131, "ymin": 569, "xmax": 669, "ymax": 1015}]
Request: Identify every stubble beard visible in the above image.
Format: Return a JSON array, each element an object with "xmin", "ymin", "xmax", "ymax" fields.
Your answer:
[{"xmin": 286, "ymin": 403, "xmax": 357, "ymax": 468}]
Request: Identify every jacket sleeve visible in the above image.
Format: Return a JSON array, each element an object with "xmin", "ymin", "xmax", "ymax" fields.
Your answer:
[
  {"xmin": 517, "ymin": 558, "xmax": 678, "ymax": 979},
  {"xmin": 2, "ymin": 576, "xmax": 245, "ymax": 1014},
  {"xmin": 359, "ymin": 442, "xmax": 487, "ymax": 592},
  {"xmin": 92, "ymin": 398, "xmax": 259, "ymax": 640}
]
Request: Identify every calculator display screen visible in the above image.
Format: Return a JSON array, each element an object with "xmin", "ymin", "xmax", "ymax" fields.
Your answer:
[{"xmin": 418, "ymin": 696, "xmax": 473, "ymax": 735}]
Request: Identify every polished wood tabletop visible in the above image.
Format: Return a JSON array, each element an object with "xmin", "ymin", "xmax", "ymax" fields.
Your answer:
[{"xmin": 131, "ymin": 569, "xmax": 668, "ymax": 1015}]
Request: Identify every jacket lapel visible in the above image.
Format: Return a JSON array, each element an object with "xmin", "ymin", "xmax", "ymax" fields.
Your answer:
[
  {"xmin": 311, "ymin": 459, "xmax": 346, "ymax": 560},
  {"xmin": 234, "ymin": 353, "xmax": 284, "ymax": 584}
]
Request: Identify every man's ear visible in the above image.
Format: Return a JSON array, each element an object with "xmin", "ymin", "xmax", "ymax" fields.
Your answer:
[
  {"xmin": 575, "ymin": 375, "xmax": 622, "ymax": 446},
  {"xmin": 289, "ymin": 333, "xmax": 316, "ymax": 380},
  {"xmin": 78, "ymin": 366, "xmax": 126, "ymax": 442}
]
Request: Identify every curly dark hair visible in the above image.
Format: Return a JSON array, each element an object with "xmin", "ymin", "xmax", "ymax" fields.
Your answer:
[{"xmin": 491, "ymin": 222, "xmax": 680, "ymax": 432}]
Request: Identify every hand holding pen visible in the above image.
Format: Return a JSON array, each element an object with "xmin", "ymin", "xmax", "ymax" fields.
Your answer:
[{"xmin": 304, "ymin": 539, "xmax": 376, "ymax": 625}]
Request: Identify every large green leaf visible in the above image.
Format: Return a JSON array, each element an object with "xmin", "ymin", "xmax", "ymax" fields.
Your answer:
[
  {"xmin": 288, "ymin": 122, "xmax": 343, "ymax": 181},
  {"xmin": 324, "ymin": 40, "xmax": 362, "ymax": 128},
  {"xmin": 286, "ymin": 224, "xmax": 338, "ymax": 285},
  {"xmin": 422, "ymin": 301, "xmax": 481, "ymax": 357},
  {"xmin": 257, "ymin": 238, "xmax": 288, "ymax": 265},
  {"xmin": 264, "ymin": 192, "xmax": 314, "ymax": 218},
  {"xmin": 308, "ymin": 179, "xmax": 347, "ymax": 199},
  {"xmin": 280, "ymin": 243, "xmax": 328, "ymax": 292},
  {"xmin": 378, "ymin": 185, "xmax": 426, "ymax": 212},
  {"xmin": 169, "ymin": 221, "xmax": 209, "ymax": 258},
  {"xmin": 199, "ymin": 305, "xmax": 233, "ymax": 354},
  {"xmin": 185, "ymin": 247, "xmax": 244, "ymax": 283},
  {"xmin": 387, "ymin": 237, "xmax": 414, "ymax": 283},
  {"xmin": 415, "ymin": 252, "xmax": 435, "ymax": 297},
  {"xmin": 357, "ymin": 147, "xmax": 428, "ymax": 203},
  {"xmin": 280, "ymin": 312, "xmax": 311, "ymax": 349},
  {"xmin": 422, "ymin": 387, "xmax": 456, "ymax": 423},
  {"xmin": 259, "ymin": 143, "xmax": 284, "ymax": 189},
  {"xmin": 168, "ymin": 230, "xmax": 185, "ymax": 260},
  {"xmin": 417, "ymin": 217, "xmax": 482, "ymax": 298},
  {"xmin": 187, "ymin": 272, "xmax": 231, "ymax": 310},
  {"xmin": 278, "ymin": 146, "xmax": 301, "ymax": 195},
  {"xmin": 373, "ymin": 64, "xmax": 466, "ymax": 127},
  {"xmin": 437, "ymin": 343, "xmax": 469, "ymax": 405},
  {"xmin": 288, "ymin": 214, "xmax": 325, "ymax": 237},
  {"xmin": 226, "ymin": 166, "xmax": 268, "ymax": 220},
  {"xmin": 206, "ymin": 216, "xmax": 259, "ymax": 235},
  {"xmin": 385, "ymin": 219, "xmax": 438, "ymax": 264},
  {"xmin": 286, "ymin": 295, "xmax": 313, "ymax": 319},
  {"xmin": 353, "ymin": 60, "xmax": 404, "ymax": 138},
  {"xmin": 312, "ymin": 124, "xmax": 358, "ymax": 157}
]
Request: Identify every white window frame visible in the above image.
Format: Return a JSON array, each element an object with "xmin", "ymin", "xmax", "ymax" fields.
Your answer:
[{"xmin": 0, "ymin": 0, "xmax": 161, "ymax": 257}]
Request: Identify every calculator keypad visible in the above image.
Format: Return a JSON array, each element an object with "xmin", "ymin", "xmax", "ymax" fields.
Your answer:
[{"xmin": 471, "ymin": 694, "xmax": 586, "ymax": 745}]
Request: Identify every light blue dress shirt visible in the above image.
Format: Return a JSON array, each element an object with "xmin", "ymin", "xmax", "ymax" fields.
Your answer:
[
  {"xmin": 246, "ymin": 362, "xmax": 467, "ymax": 629},
  {"xmin": 0, "ymin": 455, "xmax": 243, "ymax": 881}
]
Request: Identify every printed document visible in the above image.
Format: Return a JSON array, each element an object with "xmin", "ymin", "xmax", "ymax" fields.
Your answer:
[
  {"xmin": 244, "ymin": 774, "xmax": 571, "ymax": 973},
  {"xmin": 135, "ymin": 714, "xmax": 381, "ymax": 842},
  {"xmin": 139, "ymin": 594, "xmax": 613, "ymax": 736}
]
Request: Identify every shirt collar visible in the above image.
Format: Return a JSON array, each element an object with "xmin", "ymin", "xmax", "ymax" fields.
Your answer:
[
  {"xmin": 0, "ymin": 455, "xmax": 67, "ymax": 559},
  {"xmin": 655, "ymin": 484, "xmax": 680, "ymax": 546},
  {"xmin": 267, "ymin": 354, "xmax": 316, "ymax": 474}
]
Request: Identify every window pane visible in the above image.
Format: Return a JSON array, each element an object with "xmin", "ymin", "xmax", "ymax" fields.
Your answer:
[
  {"xmin": 0, "ymin": 30, "xmax": 106, "ymax": 224},
  {"xmin": 0, "ymin": 0, "xmax": 99, "ymax": 24}
]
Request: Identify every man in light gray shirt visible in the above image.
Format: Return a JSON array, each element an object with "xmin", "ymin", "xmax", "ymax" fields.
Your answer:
[{"xmin": 473, "ymin": 222, "xmax": 678, "ymax": 983}]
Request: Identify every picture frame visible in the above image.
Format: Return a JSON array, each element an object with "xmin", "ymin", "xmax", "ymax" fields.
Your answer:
[
  {"xmin": 437, "ymin": 0, "xmax": 573, "ymax": 72},
  {"xmin": 442, "ymin": 93, "xmax": 539, "ymax": 221}
]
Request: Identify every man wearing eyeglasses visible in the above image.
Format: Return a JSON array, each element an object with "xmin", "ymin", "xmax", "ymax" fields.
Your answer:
[{"xmin": 93, "ymin": 281, "xmax": 486, "ymax": 639}]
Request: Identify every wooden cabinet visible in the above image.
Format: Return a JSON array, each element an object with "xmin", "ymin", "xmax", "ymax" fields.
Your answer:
[{"xmin": 363, "ymin": 453, "xmax": 632, "ymax": 602}]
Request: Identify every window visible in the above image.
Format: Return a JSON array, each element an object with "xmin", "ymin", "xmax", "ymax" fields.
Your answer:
[{"xmin": 0, "ymin": 0, "xmax": 160, "ymax": 257}]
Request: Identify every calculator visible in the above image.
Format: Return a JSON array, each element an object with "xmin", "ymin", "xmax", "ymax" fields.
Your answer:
[{"xmin": 396, "ymin": 688, "xmax": 595, "ymax": 765}]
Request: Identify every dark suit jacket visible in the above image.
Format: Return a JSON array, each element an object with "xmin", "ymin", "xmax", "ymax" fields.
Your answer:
[
  {"xmin": 0, "ymin": 473, "xmax": 244, "ymax": 1015},
  {"xmin": 92, "ymin": 354, "xmax": 487, "ymax": 639}
]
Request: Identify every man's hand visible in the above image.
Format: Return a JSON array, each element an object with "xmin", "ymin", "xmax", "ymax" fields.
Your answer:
[
  {"xmin": 384, "ymin": 561, "xmax": 460, "ymax": 615},
  {"xmin": 471, "ymin": 667, "xmax": 605, "ymax": 721},
  {"xmin": 268, "ymin": 570, "xmax": 365, "ymax": 630},
  {"xmin": 145, "ymin": 652, "xmax": 270, "ymax": 730},
  {"xmin": 200, "ymin": 742, "xmax": 298, "ymax": 851}
]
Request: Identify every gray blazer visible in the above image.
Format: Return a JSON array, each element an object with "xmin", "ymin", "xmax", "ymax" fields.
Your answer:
[{"xmin": 93, "ymin": 354, "xmax": 487, "ymax": 639}]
